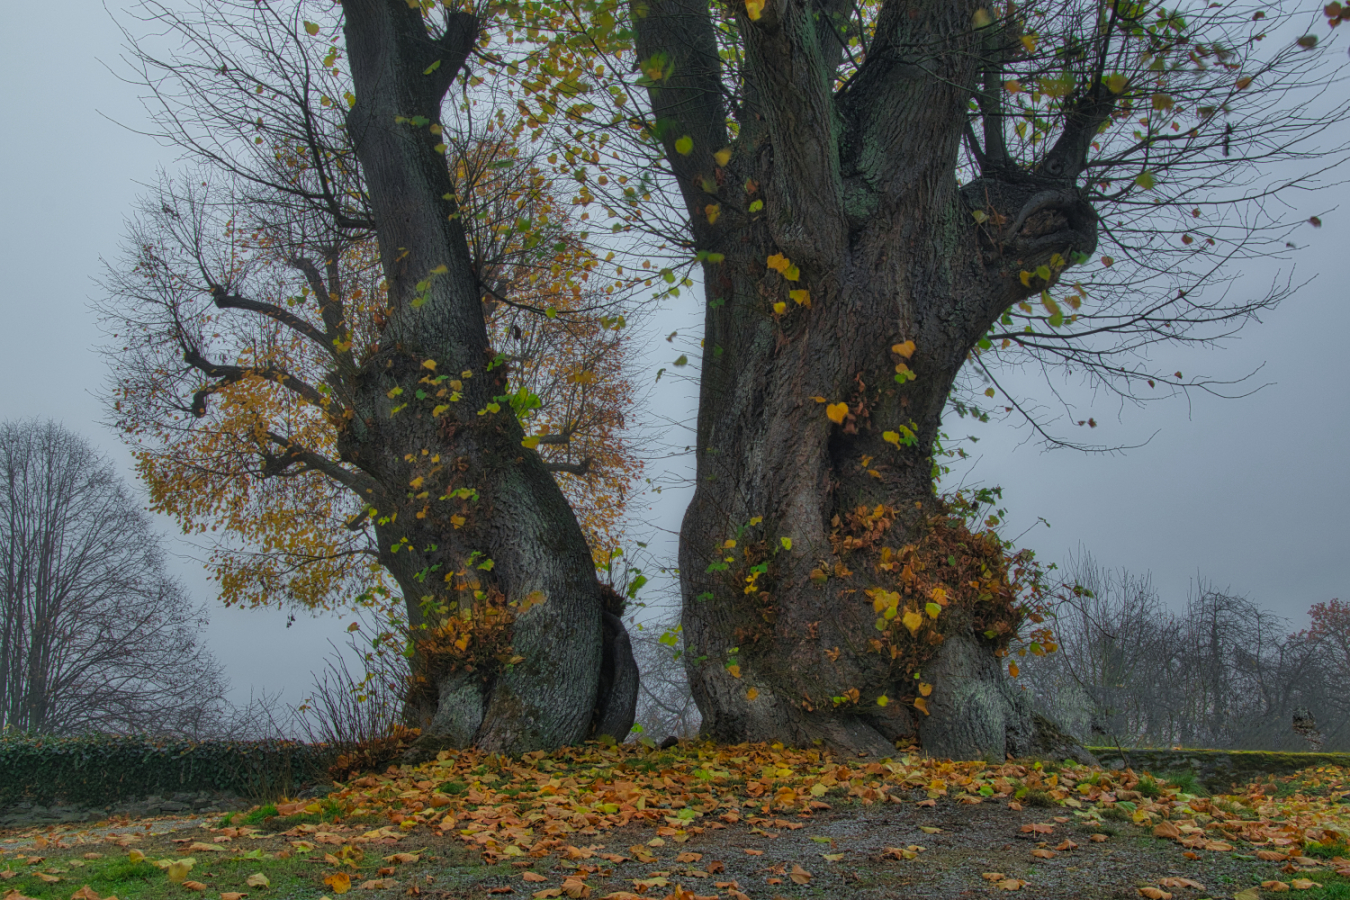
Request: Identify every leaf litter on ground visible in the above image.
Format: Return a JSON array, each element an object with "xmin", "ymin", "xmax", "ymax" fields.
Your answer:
[{"xmin": 1, "ymin": 745, "xmax": 1349, "ymax": 899}]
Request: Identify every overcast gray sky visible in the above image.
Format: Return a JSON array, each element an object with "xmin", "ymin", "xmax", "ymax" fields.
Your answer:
[{"xmin": 2, "ymin": 3, "xmax": 1345, "ymax": 714}]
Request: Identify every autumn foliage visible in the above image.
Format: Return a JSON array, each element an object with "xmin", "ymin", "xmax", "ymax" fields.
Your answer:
[{"xmin": 104, "ymin": 137, "xmax": 641, "ymax": 617}]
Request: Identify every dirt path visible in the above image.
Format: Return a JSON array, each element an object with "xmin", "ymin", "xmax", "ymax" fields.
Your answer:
[{"xmin": 1, "ymin": 795, "xmax": 1339, "ymax": 900}]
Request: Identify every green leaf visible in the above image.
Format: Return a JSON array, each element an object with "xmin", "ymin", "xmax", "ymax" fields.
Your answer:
[
  {"xmin": 303, "ymin": 21, "xmax": 320, "ymax": 35},
  {"xmin": 675, "ymin": 135, "xmax": 693, "ymax": 155},
  {"xmin": 1135, "ymin": 171, "xmax": 1156, "ymax": 190}
]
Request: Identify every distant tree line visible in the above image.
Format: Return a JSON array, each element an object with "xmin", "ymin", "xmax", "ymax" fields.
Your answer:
[{"xmin": 1018, "ymin": 553, "xmax": 1348, "ymax": 752}]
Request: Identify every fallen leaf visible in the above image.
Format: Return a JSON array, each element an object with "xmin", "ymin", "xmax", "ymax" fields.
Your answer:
[
  {"xmin": 70, "ymin": 886, "xmax": 100, "ymax": 900},
  {"xmin": 1137, "ymin": 889, "xmax": 1172, "ymax": 900},
  {"xmin": 1261, "ymin": 881, "xmax": 1290, "ymax": 892},
  {"xmin": 187, "ymin": 844, "xmax": 228, "ymax": 854},
  {"xmin": 182, "ymin": 883, "xmax": 207, "ymax": 893},
  {"xmin": 324, "ymin": 874, "xmax": 351, "ymax": 895},
  {"xmin": 789, "ymin": 865, "xmax": 811, "ymax": 885},
  {"xmin": 826, "ymin": 403, "xmax": 848, "ymax": 425},
  {"xmin": 1090, "ymin": 834, "xmax": 1108, "ymax": 843},
  {"xmin": 382, "ymin": 854, "xmax": 419, "ymax": 865},
  {"xmin": 37, "ymin": 875, "xmax": 61, "ymax": 885},
  {"xmin": 918, "ymin": 826, "xmax": 941, "ymax": 834},
  {"xmin": 220, "ymin": 893, "xmax": 248, "ymax": 900},
  {"xmin": 522, "ymin": 874, "xmax": 547, "ymax": 883},
  {"xmin": 1158, "ymin": 878, "xmax": 1204, "ymax": 890},
  {"xmin": 741, "ymin": 849, "xmax": 762, "ymax": 856},
  {"xmin": 1031, "ymin": 849, "xmax": 1055, "ymax": 859},
  {"xmin": 1290, "ymin": 880, "xmax": 1322, "ymax": 890},
  {"xmin": 245, "ymin": 875, "xmax": 268, "ymax": 889}
]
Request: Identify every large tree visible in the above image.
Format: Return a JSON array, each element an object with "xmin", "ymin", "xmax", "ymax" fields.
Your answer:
[
  {"xmin": 603, "ymin": 0, "xmax": 1341, "ymax": 756},
  {"xmin": 106, "ymin": 0, "xmax": 643, "ymax": 752}
]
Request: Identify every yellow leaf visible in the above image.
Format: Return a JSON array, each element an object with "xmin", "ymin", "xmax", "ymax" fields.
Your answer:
[
  {"xmin": 167, "ymin": 863, "xmax": 192, "ymax": 884},
  {"xmin": 902, "ymin": 609, "xmax": 923, "ymax": 635},
  {"xmin": 745, "ymin": 0, "xmax": 765, "ymax": 20},
  {"xmin": 784, "ymin": 264, "xmax": 800, "ymax": 281},
  {"xmin": 892, "ymin": 340, "xmax": 916, "ymax": 358},
  {"xmin": 918, "ymin": 682, "xmax": 933, "ymax": 697},
  {"xmin": 772, "ymin": 302, "xmax": 786, "ymax": 315},
  {"xmin": 421, "ymin": 359, "xmax": 436, "ymax": 370},
  {"xmin": 324, "ymin": 874, "xmax": 351, "ymax": 895},
  {"xmin": 705, "ymin": 204, "xmax": 720, "ymax": 224},
  {"xmin": 128, "ymin": 852, "xmax": 145, "ymax": 864},
  {"xmin": 825, "ymin": 403, "xmax": 848, "ymax": 425},
  {"xmin": 913, "ymin": 697, "xmax": 929, "ymax": 715},
  {"xmin": 972, "ymin": 8, "xmax": 992, "ymax": 27},
  {"xmin": 1021, "ymin": 34, "xmax": 1037, "ymax": 53},
  {"xmin": 883, "ymin": 431, "xmax": 900, "ymax": 446},
  {"xmin": 746, "ymin": 687, "xmax": 759, "ymax": 700},
  {"xmin": 674, "ymin": 135, "xmax": 693, "ymax": 155},
  {"xmin": 450, "ymin": 515, "xmax": 465, "ymax": 529},
  {"xmin": 521, "ymin": 436, "xmax": 541, "ymax": 449},
  {"xmin": 727, "ymin": 665, "xmax": 741, "ymax": 678},
  {"xmin": 766, "ymin": 253, "xmax": 790, "ymax": 274},
  {"xmin": 875, "ymin": 694, "xmax": 889, "ymax": 707},
  {"xmin": 714, "ymin": 148, "xmax": 732, "ymax": 166},
  {"xmin": 925, "ymin": 602, "xmax": 941, "ymax": 619},
  {"xmin": 789, "ymin": 289, "xmax": 810, "ymax": 307},
  {"xmin": 245, "ymin": 875, "xmax": 269, "ymax": 889}
]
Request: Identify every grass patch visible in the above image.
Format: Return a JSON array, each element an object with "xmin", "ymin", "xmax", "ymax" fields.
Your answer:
[
  {"xmin": 1161, "ymin": 769, "xmax": 1208, "ymax": 797},
  {"xmin": 0, "ymin": 853, "xmax": 328, "ymax": 900},
  {"xmin": 1136, "ymin": 775, "xmax": 1161, "ymax": 797},
  {"xmin": 436, "ymin": 780, "xmax": 468, "ymax": 796},
  {"xmin": 1305, "ymin": 839, "xmax": 1350, "ymax": 860},
  {"xmin": 1286, "ymin": 871, "xmax": 1350, "ymax": 900}
]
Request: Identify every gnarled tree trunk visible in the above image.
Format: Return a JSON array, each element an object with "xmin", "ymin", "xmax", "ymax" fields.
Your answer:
[
  {"xmin": 634, "ymin": 0, "xmax": 1100, "ymax": 758},
  {"xmin": 340, "ymin": 0, "xmax": 635, "ymax": 753}
]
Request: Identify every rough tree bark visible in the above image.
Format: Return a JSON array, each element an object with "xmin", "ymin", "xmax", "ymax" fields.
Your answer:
[
  {"xmin": 633, "ymin": 0, "xmax": 1101, "ymax": 758},
  {"xmin": 338, "ymin": 0, "xmax": 635, "ymax": 752}
]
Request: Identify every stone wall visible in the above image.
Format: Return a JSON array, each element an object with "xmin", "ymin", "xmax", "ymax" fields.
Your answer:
[
  {"xmin": 0, "ymin": 790, "xmax": 252, "ymax": 829},
  {"xmin": 1087, "ymin": 747, "xmax": 1350, "ymax": 792}
]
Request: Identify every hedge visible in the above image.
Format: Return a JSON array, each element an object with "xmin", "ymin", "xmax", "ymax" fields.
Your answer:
[{"xmin": 0, "ymin": 733, "xmax": 340, "ymax": 807}]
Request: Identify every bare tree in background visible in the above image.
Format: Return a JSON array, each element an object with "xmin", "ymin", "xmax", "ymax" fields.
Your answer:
[
  {"xmin": 0, "ymin": 420, "xmax": 228, "ymax": 736},
  {"xmin": 1019, "ymin": 551, "xmax": 1348, "ymax": 751},
  {"xmin": 628, "ymin": 619, "xmax": 700, "ymax": 743}
]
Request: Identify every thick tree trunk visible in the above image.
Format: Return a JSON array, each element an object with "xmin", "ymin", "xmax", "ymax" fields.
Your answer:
[
  {"xmin": 339, "ymin": 0, "xmax": 635, "ymax": 753},
  {"xmin": 633, "ymin": 0, "xmax": 1099, "ymax": 759}
]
